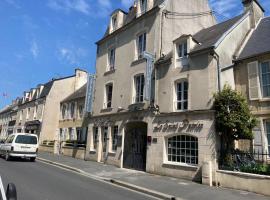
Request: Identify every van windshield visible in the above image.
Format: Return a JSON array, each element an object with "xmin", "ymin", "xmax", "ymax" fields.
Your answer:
[{"xmin": 15, "ymin": 135, "xmax": 37, "ymax": 145}]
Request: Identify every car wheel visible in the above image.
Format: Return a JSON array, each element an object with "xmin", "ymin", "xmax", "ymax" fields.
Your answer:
[
  {"xmin": 5, "ymin": 152, "xmax": 10, "ymax": 161},
  {"xmin": 30, "ymin": 157, "xmax": 36, "ymax": 162}
]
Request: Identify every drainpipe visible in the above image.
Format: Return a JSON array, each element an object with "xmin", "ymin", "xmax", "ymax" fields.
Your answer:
[{"xmin": 211, "ymin": 50, "xmax": 221, "ymax": 92}]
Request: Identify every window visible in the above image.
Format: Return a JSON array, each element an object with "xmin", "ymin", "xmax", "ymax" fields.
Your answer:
[
  {"xmin": 103, "ymin": 127, "xmax": 108, "ymax": 153},
  {"xmin": 78, "ymin": 105, "xmax": 84, "ymax": 119},
  {"xmin": 76, "ymin": 128, "xmax": 82, "ymax": 142},
  {"xmin": 93, "ymin": 127, "xmax": 98, "ymax": 150},
  {"xmin": 34, "ymin": 105, "xmax": 38, "ymax": 119},
  {"xmin": 26, "ymin": 108, "xmax": 30, "ymax": 120},
  {"xmin": 105, "ymin": 84, "xmax": 113, "ymax": 108},
  {"xmin": 108, "ymin": 48, "xmax": 115, "ymax": 71},
  {"xmin": 175, "ymin": 81, "xmax": 188, "ymax": 111},
  {"xmin": 265, "ymin": 121, "xmax": 270, "ymax": 154},
  {"xmin": 260, "ymin": 61, "xmax": 270, "ymax": 98},
  {"xmin": 70, "ymin": 102, "xmax": 75, "ymax": 118},
  {"xmin": 68, "ymin": 127, "xmax": 73, "ymax": 140},
  {"xmin": 134, "ymin": 74, "xmax": 145, "ymax": 103},
  {"xmin": 140, "ymin": 0, "xmax": 147, "ymax": 14},
  {"xmin": 167, "ymin": 135, "xmax": 198, "ymax": 165},
  {"xmin": 137, "ymin": 33, "xmax": 146, "ymax": 59},
  {"xmin": 177, "ymin": 41, "xmax": 188, "ymax": 58},
  {"xmin": 62, "ymin": 105, "xmax": 66, "ymax": 119},
  {"xmin": 112, "ymin": 126, "xmax": 118, "ymax": 152},
  {"xmin": 111, "ymin": 16, "xmax": 117, "ymax": 31},
  {"xmin": 19, "ymin": 110, "xmax": 23, "ymax": 121},
  {"xmin": 15, "ymin": 135, "xmax": 37, "ymax": 145}
]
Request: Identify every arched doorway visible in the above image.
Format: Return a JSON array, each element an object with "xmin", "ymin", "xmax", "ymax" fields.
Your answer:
[{"xmin": 123, "ymin": 122, "xmax": 147, "ymax": 171}]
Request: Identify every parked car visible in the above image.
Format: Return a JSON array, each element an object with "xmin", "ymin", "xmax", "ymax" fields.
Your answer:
[
  {"xmin": 0, "ymin": 176, "xmax": 17, "ymax": 200},
  {"xmin": 0, "ymin": 133, "xmax": 38, "ymax": 162}
]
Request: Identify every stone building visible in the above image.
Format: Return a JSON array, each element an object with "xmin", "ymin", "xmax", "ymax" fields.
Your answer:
[
  {"xmin": 0, "ymin": 99, "xmax": 20, "ymax": 138},
  {"xmin": 84, "ymin": 0, "xmax": 265, "ymax": 181},
  {"xmin": 57, "ymin": 84, "xmax": 88, "ymax": 159},
  {"xmin": 12, "ymin": 69, "xmax": 87, "ymax": 150},
  {"xmin": 234, "ymin": 15, "xmax": 270, "ymax": 157}
]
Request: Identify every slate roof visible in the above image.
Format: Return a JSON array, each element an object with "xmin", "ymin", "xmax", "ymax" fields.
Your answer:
[
  {"xmin": 237, "ymin": 17, "xmax": 270, "ymax": 60},
  {"xmin": 191, "ymin": 14, "xmax": 245, "ymax": 54},
  {"xmin": 61, "ymin": 84, "xmax": 87, "ymax": 103}
]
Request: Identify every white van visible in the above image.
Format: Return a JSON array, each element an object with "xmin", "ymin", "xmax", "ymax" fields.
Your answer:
[{"xmin": 0, "ymin": 133, "xmax": 38, "ymax": 162}]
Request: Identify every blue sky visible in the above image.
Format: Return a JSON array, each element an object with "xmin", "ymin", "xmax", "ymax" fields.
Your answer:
[{"xmin": 0, "ymin": 0, "xmax": 269, "ymax": 108}]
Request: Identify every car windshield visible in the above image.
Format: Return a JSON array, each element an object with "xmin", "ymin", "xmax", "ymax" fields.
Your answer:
[{"xmin": 15, "ymin": 135, "xmax": 37, "ymax": 145}]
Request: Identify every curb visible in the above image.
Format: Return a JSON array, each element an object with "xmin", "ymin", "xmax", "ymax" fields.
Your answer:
[
  {"xmin": 110, "ymin": 179, "xmax": 176, "ymax": 200},
  {"xmin": 37, "ymin": 157, "xmax": 177, "ymax": 200}
]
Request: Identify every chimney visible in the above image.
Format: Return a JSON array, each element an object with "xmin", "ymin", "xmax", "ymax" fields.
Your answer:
[{"xmin": 242, "ymin": 0, "xmax": 264, "ymax": 27}]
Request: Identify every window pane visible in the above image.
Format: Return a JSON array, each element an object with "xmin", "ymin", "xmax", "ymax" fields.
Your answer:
[
  {"xmin": 261, "ymin": 62, "xmax": 270, "ymax": 73},
  {"xmin": 167, "ymin": 134, "xmax": 198, "ymax": 165}
]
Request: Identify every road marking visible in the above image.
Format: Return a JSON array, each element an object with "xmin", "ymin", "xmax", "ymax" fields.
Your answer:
[
  {"xmin": 0, "ymin": 176, "xmax": 7, "ymax": 200},
  {"xmin": 37, "ymin": 160, "xmax": 164, "ymax": 200}
]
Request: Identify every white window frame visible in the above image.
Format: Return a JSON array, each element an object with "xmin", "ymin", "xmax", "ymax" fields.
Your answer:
[
  {"xmin": 111, "ymin": 126, "xmax": 118, "ymax": 152},
  {"xmin": 61, "ymin": 104, "xmax": 66, "ymax": 120},
  {"xmin": 263, "ymin": 120, "xmax": 270, "ymax": 157},
  {"xmin": 26, "ymin": 108, "xmax": 30, "ymax": 120},
  {"xmin": 165, "ymin": 134, "xmax": 198, "ymax": 166},
  {"xmin": 111, "ymin": 15, "xmax": 117, "ymax": 32},
  {"xmin": 70, "ymin": 102, "xmax": 76, "ymax": 119},
  {"xmin": 133, "ymin": 74, "xmax": 145, "ymax": 103},
  {"xmin": 92, "ymin": 127, "xmax": 99, "ymax": 151},
  {"xmin": 108, "ymin": 48, "xmax": 116, "ymax": 71},
  {"xmin": 177, "ymin": 41, "xmax": 188, "ymax": 59},
  {"xmin": 104, "ymin": 83, "xmax": 113, "ymax": 109},
  {"xmin": 136, "ymin": 33, "xmax": 146, "ymax": 59},
  {"xmin": 78, "ymin": 105, "xmax": 84, "ymax": 119},
  {"xmin": 174, "ymin": 80, "xmax": 188, "ymax": 111},
  {"xmin": 260, "ymin": 60, "xmax": 270, "ymax": 98},
  {"xmin": 33, "ymin": 105, "xmax": 38, "ymax": 119},
  {"xmin": 140, "ymin": 0, "xmax": 148, "ymax": 15}
]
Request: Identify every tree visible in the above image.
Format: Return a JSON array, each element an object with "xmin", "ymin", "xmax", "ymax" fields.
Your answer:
[{"xmin": 214, "ymin": 85, "xmax": 257, "ymax": 154}]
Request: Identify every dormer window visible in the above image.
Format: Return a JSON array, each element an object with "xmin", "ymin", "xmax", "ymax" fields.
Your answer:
[
  {"xmin": 177, "ymin": 41, "xmax": 188, "ymax": 59},
  {"xmin": 111, "ymin": 16, "xmax": 117, "ymax": 32},
  {"xmin": 140, "ymin": 0, "xmax": 147, "ymax": 14}
]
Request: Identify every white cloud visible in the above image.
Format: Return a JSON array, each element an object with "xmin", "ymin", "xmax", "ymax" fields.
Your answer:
[
  {"xmin": 121, "ymin": 0, "xmax": 133, "ymax": 9},
  {"xmin": 48, "ymin": 0, "xmax": 90, "ymax": 15},
  {"xmin": 58, "ymin": 46, "xmax": 88, "ymax": 65},
  {"xmin": 30, "ymin": 40, "xmax": 39, "ymax": 58}
]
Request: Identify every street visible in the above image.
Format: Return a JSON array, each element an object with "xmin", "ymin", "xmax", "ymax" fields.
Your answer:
[{"xmin": 0, "ymin": 158, "xmax": 156, "ymax": 200}]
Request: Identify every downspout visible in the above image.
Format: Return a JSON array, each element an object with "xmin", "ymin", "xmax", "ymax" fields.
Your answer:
[{"xmin": 211, "ymin": 50, "xmax": 221, "ymax": 92}]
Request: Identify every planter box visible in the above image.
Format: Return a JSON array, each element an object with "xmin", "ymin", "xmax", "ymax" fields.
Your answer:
[{"xmin": 61, "ymin": 146, "xmax": 85, "ymax": 160}]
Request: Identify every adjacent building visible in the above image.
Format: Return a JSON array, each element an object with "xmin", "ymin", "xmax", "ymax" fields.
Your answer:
[
  {"xmin": 234, "ymin": 15, "xmax": 270, "ymax": 157},
  {"xmin": 0, "ymin": 69, "xmax": 88, "ymax": 152},
  {"xmin": 58, "ymin": 84, "xmax": 88, "ymax": 159},
  {"xmin": 0, "ymin": 99, "xmax": 20, "ymax": 139}
]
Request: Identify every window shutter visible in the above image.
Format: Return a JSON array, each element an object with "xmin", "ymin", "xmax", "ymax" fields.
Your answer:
[{"xmin": 247, "ymin": 61, "xmax": 260, "ymax": 100}]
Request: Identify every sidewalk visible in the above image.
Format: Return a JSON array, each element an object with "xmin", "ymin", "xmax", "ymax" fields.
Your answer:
[{"xmin": 37, "ymin": 152, "xmax": 269, "ymax": 200}]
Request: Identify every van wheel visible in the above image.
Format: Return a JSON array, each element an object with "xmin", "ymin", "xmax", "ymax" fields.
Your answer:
[
  {"xmin": 5, "ymin": 152, "xmax": 10, "ymax": 161},
  {"xmin": 30, "ymin": 157, "xmax": 36, "ymax": 162}
]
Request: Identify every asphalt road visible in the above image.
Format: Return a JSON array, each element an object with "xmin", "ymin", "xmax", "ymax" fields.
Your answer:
[{"xmin": 0, "ymin": 158, "xmax": 157, "ymax": 200}]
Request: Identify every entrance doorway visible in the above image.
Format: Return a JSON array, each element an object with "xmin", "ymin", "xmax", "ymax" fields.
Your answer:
[{"xmin": 123, "ymin": 122, "xmax": 147, "ymax": 171}]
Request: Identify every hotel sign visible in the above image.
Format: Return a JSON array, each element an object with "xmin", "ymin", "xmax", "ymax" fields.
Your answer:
[{"xmin": 153, "ymin": 119, "xmax": 203, "ymax": 133}]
